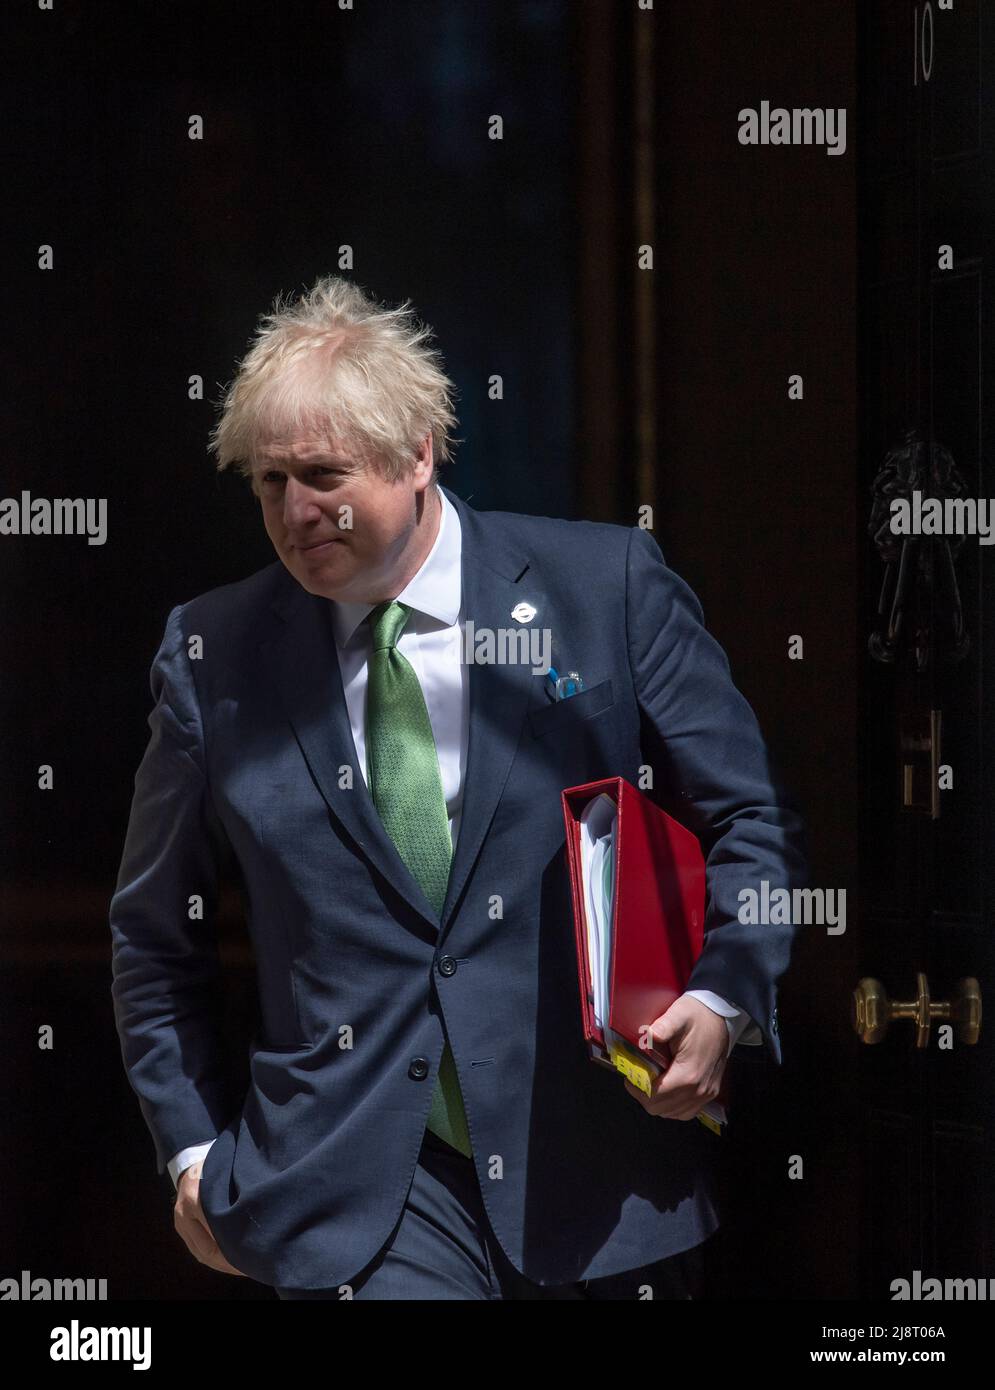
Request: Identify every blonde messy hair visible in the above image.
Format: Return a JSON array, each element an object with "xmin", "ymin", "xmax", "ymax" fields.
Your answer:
[{"xmin": 208, "ymin": 275, "xmax": 460, "ymax": 490}]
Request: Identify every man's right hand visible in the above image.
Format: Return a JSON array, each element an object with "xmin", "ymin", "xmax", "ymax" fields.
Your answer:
[{"xmin": 173, "ymin": 1161, "xmax": 248, "ymax": 1276}]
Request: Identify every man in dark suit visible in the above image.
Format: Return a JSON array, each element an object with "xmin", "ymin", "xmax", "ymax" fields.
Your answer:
[{"xmin": 109, "ymin": 276, "xmax": 807, "ymax": 1299}]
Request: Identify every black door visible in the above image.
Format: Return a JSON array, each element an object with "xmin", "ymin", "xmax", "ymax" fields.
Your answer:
[{"xmin": 858, "ymin": 0, "xmax": 993, "ymax": 1295}]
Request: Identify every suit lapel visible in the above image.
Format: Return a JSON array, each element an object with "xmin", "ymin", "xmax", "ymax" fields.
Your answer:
[
  {"xmin": 257, "ymin": 485, "xmax": 538, "ymax": 940},
  {"xmin": 439, "ymin": 488, "xmax": 537, "ymax": 937},
  {"xmin": 259, "ymin": 573, "xmax": 443, "ymax": 934}
]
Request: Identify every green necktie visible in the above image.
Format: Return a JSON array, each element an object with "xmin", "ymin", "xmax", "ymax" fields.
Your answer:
[{"xmin": 365, "ymin": 599, "xmax": 472, "ymax": 1158}]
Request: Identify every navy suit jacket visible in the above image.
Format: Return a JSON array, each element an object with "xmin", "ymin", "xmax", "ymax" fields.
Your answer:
[{"xmin": 109, "ymin": 485, "xmax": 808, "ymax": 1290}]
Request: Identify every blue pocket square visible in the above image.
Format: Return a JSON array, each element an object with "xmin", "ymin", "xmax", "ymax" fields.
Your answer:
[{"xmin": 544, "ymin": 666, "xmax": 586, "ymax": 702}]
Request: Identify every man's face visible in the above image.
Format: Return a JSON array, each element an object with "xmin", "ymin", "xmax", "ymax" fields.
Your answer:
[{"xmin": 253, "ymin": 431, "xmax": 436, "ymax": 604}]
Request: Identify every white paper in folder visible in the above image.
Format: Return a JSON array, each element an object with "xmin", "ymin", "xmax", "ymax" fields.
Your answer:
[{"xmin": 579, "ymin": 793, "xmax": 618, "ymax": 1033}]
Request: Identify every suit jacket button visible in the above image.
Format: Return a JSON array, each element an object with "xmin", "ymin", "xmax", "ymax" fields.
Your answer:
[
  {"xmin": 408, "ymin": 1057, "xmax": 429, "ymax": 1080},
  {"xmin": 438, "ymin": 955, "xmax": 457, "ymax": 977}
]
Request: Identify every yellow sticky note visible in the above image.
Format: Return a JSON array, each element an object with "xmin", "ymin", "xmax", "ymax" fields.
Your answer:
[
  {"xmin": 609, "ymin": 1041, "xmax": 655, "ymax": 1095},
  {"xmin": 612, "ymin": 1040, "xmax": 724, "ymax": 1136}
]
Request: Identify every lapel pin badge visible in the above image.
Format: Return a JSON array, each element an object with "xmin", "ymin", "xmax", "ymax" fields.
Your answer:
[{"xmin": 511, "ymin": 602, "xmax": 537, "ymax": 623}]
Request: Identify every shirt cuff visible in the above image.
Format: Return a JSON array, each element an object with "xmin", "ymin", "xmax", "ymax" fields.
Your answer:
[
  {"xmin": 168, "ymin": 1140, "xmax": 216, "ymax": 1190},
  {"xmin": 683, "ymin": 990, "xmax": 764, "ymax": 1056}
]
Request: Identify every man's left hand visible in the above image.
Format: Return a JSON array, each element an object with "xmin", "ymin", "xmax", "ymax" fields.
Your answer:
[{"xmin": 623, "ymin": 996, "xmax": 728, "ymax": 1120}]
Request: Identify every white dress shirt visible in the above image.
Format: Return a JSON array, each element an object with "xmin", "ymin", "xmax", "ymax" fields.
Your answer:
[{"xmin": 168, "ymin": 489, "xmax": 760, "ymax": 1186}]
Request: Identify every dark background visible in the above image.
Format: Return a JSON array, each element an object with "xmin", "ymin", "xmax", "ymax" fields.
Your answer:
[{"xmin": 4, "ymin": 0, "xmax": 984, "ymax": 1303}]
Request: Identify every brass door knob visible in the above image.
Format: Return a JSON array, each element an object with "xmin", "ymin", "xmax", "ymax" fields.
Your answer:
[{"xmin": 852, "ymin": 973, "xmax": 981, "ymax": 1047}]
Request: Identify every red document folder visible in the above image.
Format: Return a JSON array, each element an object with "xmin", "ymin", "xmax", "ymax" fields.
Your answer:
[{"xmin": 561, "ymin": 775, "xmax": 730, "ymax": 1131}]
